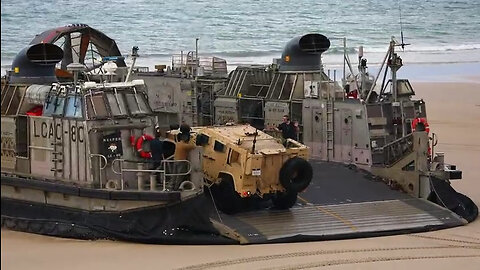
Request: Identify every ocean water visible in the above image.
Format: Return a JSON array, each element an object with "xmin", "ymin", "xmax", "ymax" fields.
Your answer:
[{"xmin": 2, "ymin": 0, "xmax": 480, "ymax": 73}]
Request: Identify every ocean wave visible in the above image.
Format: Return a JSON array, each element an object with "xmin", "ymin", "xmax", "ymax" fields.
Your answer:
[
  {"xmin": 139, "ymin": 50, "xmax": 282, "ymax": 59},
  {"xmin": 407, "ymin": 44, "xmax": 480, "ymax": 52},
  {"xmin": 324, "ymin": 47, "xmax": 358, "ymax": 54},
  {"xmin": 3, "ymin": 44, "xmax": 480, "ymax": 71},
  {"xmin": 211, "ymin": 50, "xmax": 281, "ymax": 57},
  {"xmin": 333, "ymin": 44, "xmax": 480, "ymax": 54},
  {"xmin": 137, "ymin": 43, "xmax": 480, "ymax": 59}
]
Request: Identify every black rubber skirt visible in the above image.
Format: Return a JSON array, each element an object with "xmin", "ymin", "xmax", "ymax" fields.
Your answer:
[
  {"xmin": 428, "ymin": 176, "xmax": 478, "ymax": 223},
  {"xmin": 1, "ymin": 196, "xmax": 235, "ymax": 244}
]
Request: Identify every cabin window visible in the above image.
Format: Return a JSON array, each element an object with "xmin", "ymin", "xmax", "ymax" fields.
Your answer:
[
  {"xmin": 196, "ymin": 133, "xmax": 209, "ymax": 146},
  {"xmin": 43, "ymin": 97, "xmax": 65, "ymax": 116},
  {"xmin": 86, "ymin": 94, "xmax": 109, "ymax": 119},
  {"xmin": 292, "ymin": 74, "xmax": 304, "ymax": 99},
  {"xmin": 268, "ymin": 73, "xmax": 287, "ymax": 99},
  {"xmin": 214, "ymin": 140, "xmax": 225, "ymax": 152},
  {"xmin": 65, "ymin": 96, "xmax": 84, "ymax": 118},
  {"xmin": 125, "ymin": 93, "xmax": 151, "ymax": 115},
  {"xmin": 1, "ymin": 84, "xmax": 22, "ymax": 115},
  {"xmin": 280, "ymin": 74, "xmax": 296, "ymax": 100},
  {"xmin": 227, "ymin": 149, "xmax": 240, "ymax": 164},
  {"xmin": 106, "ymin": 92, "xmax": 127, "ymax": 117}
]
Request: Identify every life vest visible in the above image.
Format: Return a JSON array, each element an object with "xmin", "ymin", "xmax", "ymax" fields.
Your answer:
[
  {"xmin": 136, "ymin": 134, "xmax": 154, "ymax": 159},
  {"xmin": 411, "ymin": 117, "xmax": 430, "ymax": 133}
]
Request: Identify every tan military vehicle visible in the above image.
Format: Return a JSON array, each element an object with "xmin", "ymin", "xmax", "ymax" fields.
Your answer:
[{"xmin": 168, "ymin": 124, "xmax": 312, "ymax": 214}]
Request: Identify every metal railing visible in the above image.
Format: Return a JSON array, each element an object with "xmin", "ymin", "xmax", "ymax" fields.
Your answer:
[
  {"xmin": 89, "ymin": 154, "xmax": 107, "ymax": 188},
  {"xmin": 111, "ymin": 158, "xmax": 192, "ymax": 191},
  {"xmin": 372, "ymin": 133, "xmax": 414, "ymax": 166}
]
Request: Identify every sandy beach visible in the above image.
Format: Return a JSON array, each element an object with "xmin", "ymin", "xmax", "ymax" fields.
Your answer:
[{"xmin": 2, "ymin": 80, "xmax": 480, "ymax": 270}]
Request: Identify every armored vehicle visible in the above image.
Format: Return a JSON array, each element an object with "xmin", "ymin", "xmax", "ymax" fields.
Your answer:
[
  {"xmin": 0, "ymin": 37, "xmax": 219, "ymax": 243},
  {"xmin": 168, "ymin": 124, "xmax": 312, "ymax": 213}
]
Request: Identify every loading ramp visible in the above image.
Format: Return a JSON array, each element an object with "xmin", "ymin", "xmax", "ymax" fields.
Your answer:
[{"xmin": 210, "ymin": 161, "xmax": 466, "ymax": 244}]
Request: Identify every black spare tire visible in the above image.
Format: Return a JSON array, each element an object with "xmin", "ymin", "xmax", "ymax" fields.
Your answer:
[{"xmin": 279, "ymin": 157, "xmax": 313, "ymax": 192}]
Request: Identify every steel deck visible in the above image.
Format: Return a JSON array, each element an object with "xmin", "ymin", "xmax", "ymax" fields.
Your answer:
[{"xmin": 210, "ymin": 161, "xmax": 466, "ymax": 244}]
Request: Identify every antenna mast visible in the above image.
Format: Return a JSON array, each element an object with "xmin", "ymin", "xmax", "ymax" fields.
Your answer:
[
  {"xmin": 398, "ymin": 0, "xmax": 409, "ymax": 50},
  {"xmin": 251, "ymin": 128, "xmax": 258, "ymax": 154}
]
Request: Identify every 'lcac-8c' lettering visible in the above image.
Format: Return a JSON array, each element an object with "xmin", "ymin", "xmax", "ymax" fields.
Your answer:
[{"xmin": 33, "ymin": 120, "xmax": 84, "ymax": 142}]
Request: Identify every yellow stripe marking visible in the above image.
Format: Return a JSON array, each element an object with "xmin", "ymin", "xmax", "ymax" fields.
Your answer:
[{"xmin": 297, "ymin": 195, "xmax": 358, "ymax": 231}]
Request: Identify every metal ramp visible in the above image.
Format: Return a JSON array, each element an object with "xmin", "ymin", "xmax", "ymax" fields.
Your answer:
[
  {"xmin": 211, "ymin": 198, "xmax": 465, "ymax": 244},
  {"xmin": 210, "ymin": 161, "xmax": 466, "ymax": 244}
]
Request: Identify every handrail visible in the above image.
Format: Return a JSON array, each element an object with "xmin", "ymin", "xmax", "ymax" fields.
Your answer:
[
  {"xmin": 111, "ymin": 158, "xmax": 125, "ymax": 189},
  {"xmin": 111, "ymin": 158, "xmax": 192, "ymax": 191},
  {"xmin": 162, "ymin": 160, "xmax": 192, "ymax": 176},
  {"xmin": 111, "ymin": 158, "xmax": 124, "ymax": 174},
  {"xmin": 379, "ymin": 133, "xmax": 413, "ymax": 150},
  {"xmin": 373, "ymin": 133, "xmax": 414, "ymax": 166},
  {"xmin": 90, "ymin": 153, "xmax": 107, "ymax": 188},
  {"xmin": 90, "ymin": 154, "xmax": 107, "ymax": 169}
]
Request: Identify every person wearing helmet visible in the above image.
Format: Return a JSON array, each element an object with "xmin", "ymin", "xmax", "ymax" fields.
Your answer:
[{"xmin": 150, "ymin": 125, "xmax": 164, "ymax": 170}]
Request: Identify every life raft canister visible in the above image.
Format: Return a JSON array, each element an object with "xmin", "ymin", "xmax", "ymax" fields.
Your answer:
[
  {"xmin": 136, "ymin": 134, "xmax": 154, "ymax": 159},
  {"xmin": 411, "ymin": 117, "xmax": 430, "ymax": 133}
]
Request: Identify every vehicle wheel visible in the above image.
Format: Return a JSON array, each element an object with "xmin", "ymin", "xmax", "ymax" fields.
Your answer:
[
  {"xmin": 209, "ymin": 175, "xmax": 243, "ymax": 215},
  {"xmin": 279, "ymin": 157, "xmax": 313, "ymax": 192},
  {"xmin": 272, "ymin": 190, "xmax": 298, "ymax": 209}
]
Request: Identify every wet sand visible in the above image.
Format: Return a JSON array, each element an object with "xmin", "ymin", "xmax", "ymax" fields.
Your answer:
[{"xmin": 2, "ymin": 81, "xmax": 480, "ymax": 270}]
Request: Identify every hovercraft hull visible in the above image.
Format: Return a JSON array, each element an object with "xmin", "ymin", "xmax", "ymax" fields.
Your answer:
[{"xmin": 1, "ymin": 175, "xmax": 234, "ymax": 244}]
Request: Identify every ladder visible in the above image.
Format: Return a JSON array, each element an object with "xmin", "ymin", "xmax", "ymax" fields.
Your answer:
[
  {"xmin": 325, "ymin": 81, "xmax": 335, "ymax": 161},
  {"xmin": 191, "ymin": 79, "xmax": 198, "ymax": 126}
]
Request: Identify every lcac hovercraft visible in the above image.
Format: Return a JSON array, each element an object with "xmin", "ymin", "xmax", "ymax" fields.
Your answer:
[{"xmin": 0, "ymin": 41, "xmax": 230, "ymax": 244}]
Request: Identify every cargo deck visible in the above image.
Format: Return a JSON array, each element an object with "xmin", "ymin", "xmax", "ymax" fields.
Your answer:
[{"xmin": 210, "ymin": 161, "xmax": 466, "ymax": 244}]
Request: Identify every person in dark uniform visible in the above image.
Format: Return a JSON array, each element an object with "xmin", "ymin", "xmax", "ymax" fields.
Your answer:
[
  {"xmin": 277, "ymin": 115, "xmax": 298, "ymax": 143},
  {"xmin": 150, "ymin": 126, "xmax": 164, "ymax": 170}
]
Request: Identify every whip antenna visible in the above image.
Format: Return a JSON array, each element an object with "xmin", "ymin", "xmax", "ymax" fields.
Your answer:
[{"xmin": 398, "ymin": 0, "xmax": 409, "ymax": 50}]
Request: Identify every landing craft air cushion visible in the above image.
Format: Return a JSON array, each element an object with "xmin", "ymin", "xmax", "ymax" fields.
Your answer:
[
  {"xmin": 0, "ymin": 26, "xmax": 230, "ymax": 243},
  {"xmin": 1, "ymin": 24, "xmax": 477, "ymax": 244}
]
